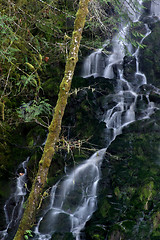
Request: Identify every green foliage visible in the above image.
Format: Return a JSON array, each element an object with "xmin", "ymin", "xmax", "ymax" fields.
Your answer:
[
  {"xmin": 82, "ymin": 0, "xmax": 148, "ymax": 53},
  {"xmin": 24, "ymin": 230, "xmax": 33, "ymax": 239},
  {"xmin": 18, "ymin": 75, "xmax": 38, "ymax": 88},
  {"xmin": 0, "ymin": 0, "xmax": 74, "ymax": 127},
  {"xmin": 17, "ymin": 99, "xmax": 52, "ymax": 123}
]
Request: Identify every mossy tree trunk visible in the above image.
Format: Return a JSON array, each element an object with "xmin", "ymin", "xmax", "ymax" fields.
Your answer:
[{"xmin": 13, "ymin": 0, "xmax": 90, "ymax": 239}]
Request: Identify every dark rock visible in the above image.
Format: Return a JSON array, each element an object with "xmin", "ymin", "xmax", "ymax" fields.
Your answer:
[
  {"xmin": 51, "ymin": 232, "xmax": 74, "ymax": 240},
  {"xmin": 84, "ymin": 109, "xmax": 160, "ymax": 239},
  {"xmin": 123, "ymin": 56, "xmax": 136, "ymax": 82},
  {"xmin": 139, "ymin": 21, "xmax": 160, "ymax": 88}
]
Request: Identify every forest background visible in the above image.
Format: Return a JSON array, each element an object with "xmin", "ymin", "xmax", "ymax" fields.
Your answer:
[{"xmin": 0, "ymin": 0, "xmax": 120, "ymax": 193}]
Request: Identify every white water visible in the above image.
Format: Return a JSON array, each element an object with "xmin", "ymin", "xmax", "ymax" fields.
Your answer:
[
  {"xmin": 34, "ymin": 149, "xmax": 106, "ymax": 240},
  {"xmin": 32, "ymin": 1, "xmax": 158, "ymax": 240},
  {"xmin": 0, "ymin": 157, "xmax": 29, "ymax": 239},
  {"xmin": 151, "ymin": 0, "xmax": 160, "ymax": 18},
  {"xmin": 82, "ymin": 0, "xmax": 144, "ymax": 79}
]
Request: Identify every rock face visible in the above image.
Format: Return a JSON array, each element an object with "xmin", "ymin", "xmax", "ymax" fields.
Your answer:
[
  {"xmin": 139, "ymin": 20, "xmax": 160, "ymax": 88},
  {"xmin": 82, "ymin": 4, "xmax": 160, "ymax": 240},
  {"xmin": 123, "ymin": 56, "xmax": 136, "ymax": 82},
  {"xmin": 84, "ymin": 108, "xmax": 160, "ymax": 240}
]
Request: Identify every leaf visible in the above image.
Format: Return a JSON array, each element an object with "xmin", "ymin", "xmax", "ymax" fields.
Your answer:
[
  {"xmin": 8, "ymin": 47, "xmax": 21, "ymax": 53},
  {"xmin": 25, "ymin": 62, "xmax": 35, "ymax": 70},
  {"xmin": 39, "ymin": 54, "xmax": 43, "ymax": 63},
  {"xmin": 17, "ymin": 98, "xmax": 53, "ymax": 123},
  {"xmin": 67, "ymin": 143, "xmax": 70, "ymax": 153},
  {"xmin": 74, "ymin": 88, "xmax": 78, "ymax": 95}
]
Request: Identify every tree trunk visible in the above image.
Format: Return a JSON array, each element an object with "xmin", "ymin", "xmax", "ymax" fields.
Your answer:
[{"xmin": 13, "ymin": 0, "xmax": 90, "ymax": 239}]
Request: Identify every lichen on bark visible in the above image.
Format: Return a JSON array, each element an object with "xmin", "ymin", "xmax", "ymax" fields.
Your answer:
[{"xmin": 13, "ymin": 0, "xmax": 90, "ymax": 239}]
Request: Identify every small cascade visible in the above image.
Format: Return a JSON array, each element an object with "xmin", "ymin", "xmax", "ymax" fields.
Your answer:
[
  {"xmin": 0, "ymin": 157, "xmax": 29, "ymax": 240},
  {"xmin": 151, "ymin": 0, "xmax": 160, "ymax": 18},
  {"xmin": 81, "ymin": 48, "xmax": 105, "ymax": 78},
  {"xmin": 103, "ymin": 25, "xmax": 129, "ymax": 79},
  {"xmin": 82, "ymin": 0, "xmax": 143, "ymax": 79},
  {"xmin": 33, "ymin": 149, "xmax": 106, "ymax": 240},
  {"xmin": 133, "ymin": 24, "xmax": 151, "ymax": 88}
]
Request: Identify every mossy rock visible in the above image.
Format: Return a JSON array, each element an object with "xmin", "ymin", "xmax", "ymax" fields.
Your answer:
[
  {"xmin": 108, "ymin": 230, "xmax": 123, "ymax": 240},
  {"xmin": 139, "ymin": 21, "xmax": 160, "ymax": 87},
  {"xmin": 85, "ymin": 224, "xmax": 107, "ymax": 240},
  {"xmin": 42, "ymin": 77, "xmax": 60, "ymax": 97},
  {"xmin": 26, "ymin": 125, "xmax": 46, "ymax": 147},
  {"xmin": 84, "ymin": 110, "xmax": 160, "ymax": 239},
  {"xmin": 99, "ymin": 199, "xmax": 111, "ymax": 218},
  {"xmin": 51, "ymin": 232, "xmax": 74, "ymax": 240}
]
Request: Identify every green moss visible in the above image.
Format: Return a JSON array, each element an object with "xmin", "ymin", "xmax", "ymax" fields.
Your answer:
[
  {"xmin": 140, "ymin": 21, "xmax": 160, "ymax": 87},
  {"xmin": 99, "ymin": 199, "xmax": 111, "ymax": 218},
  {"xmin": 114, "ymin": 186, "xmax": 122, "ymax": 199},
  {"xmin": 85, "ymin": 224, "xmax": 107, "ymax": 240},
  {"xmin": 108, "ymin": 230, "xmax": 123, "ymax": 240},
  {"xmin": 92, "ymin": 234, "xmax": 104, "ymax": 240},
  {"xmin": 139, "ymin": 181, "xmax": 155, "ymax": 210},
  {"xmin": 84, "ymin": 110, "xmax": 160, "ymax": 239},
  {"xmin": 26, "ymin": 125, "xmax": 46, "ymax": 148},
  {"xmin": 51, "ymin": 232, "xmax": 74, "ymax": 240},
  {"xmin": 42, "ymin": 78, "xmax": 60, "ymax": 97},
  {"xmin": 152, "ymin": 212, "xmax": 160, "ymax": 231}
]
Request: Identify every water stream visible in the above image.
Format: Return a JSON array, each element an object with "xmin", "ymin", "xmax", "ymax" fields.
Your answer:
[{"xmin": 0, "ymin": 157, "xmax": 29, "ymax": 240}]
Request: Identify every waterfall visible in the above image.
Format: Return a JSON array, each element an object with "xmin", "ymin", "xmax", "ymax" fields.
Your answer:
[
  {"xmin": 32, "ymin": 1, "xmax": 158, "ymax": 240},
  {"xmin": 34, "ymin": 149, "xmax": 106, "ymax": 240},
  {"xmin": 2, "ymin": 1, "xmax": 159, "ymax": 239},
  {"xmin": 0, "ymin": 157, "xmax": 29, "ymax": 240},
  {"xmin": 151, "ymin": 0, "xmax": 160, "ymax": 18},
  {"xmin": 81, "ymin": 0, "xmax": 143, "ymax": 79},
  {"xmin": 81, "ymin": 48, "xmax": 106, "ymax": 78}
]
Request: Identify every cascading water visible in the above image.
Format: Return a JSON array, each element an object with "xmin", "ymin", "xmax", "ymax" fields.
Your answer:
[
  {"xmin": 81, "ymin": 0, "xmax": 143, "ymax": 79},
  {"xmin": 34, "ymin": 149, "xmax": 106, "ymax": 240},
  {"xmin": 31, "ymin": 1, "xmax": 159, "ymax": 240},
  {"xmin": 2, "ymin": 1, "xmax": 160, "ymax": 239},
  {"xmin": 151, "ymin": 0, "xmax": 160, "ymax": 18},
  {"xmin": 0, "ymin": 157, "xmax": 29, "ymax": 240}
]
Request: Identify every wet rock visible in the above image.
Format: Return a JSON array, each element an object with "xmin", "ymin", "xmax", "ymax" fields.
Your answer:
[
  {"xmin": 39, "ymin": 210, "xmax": 71, "ymax": 234},
  {"xmin": 123, "ymin": 56, "xmax": 136, "ymax": 82},
  {"xmin": 51, "ymin": 232, "xmax": 74, "ymax": 240},
  {"xmin": 84, "ymin": 110, "xmax": 160, "ymax": 239},
  {"xmin": 139, "ymin": 21, "xmax": 160, "ymax": 88}
]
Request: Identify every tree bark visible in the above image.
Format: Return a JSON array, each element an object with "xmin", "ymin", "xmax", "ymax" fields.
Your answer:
[{"xmin": 13, "ymin": 0, "xmax": 90, "ymax": 239}]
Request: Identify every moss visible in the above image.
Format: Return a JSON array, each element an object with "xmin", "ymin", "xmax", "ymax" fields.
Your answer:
[
  {"xmin": 152, "ymin": 212, "xmax": 160, "ymax": 232},
  {"xmin": 99, "ymin": 199, "xmax": 111, "ymax": 218},
  {"xmin": 108, "ymin": 230, "xmax": 123, "ymax": 240},
  {"xmin": 139, "ymin": 181, "xmax": 155, "ymax": 210},
  {"xmin": 26, "ymin": 125, "xmax": 46, "ymax": 147},
  {"xmin": 42, "ymin": 77, "xmax": 60, "ymax": 97},
  {"xmin": 92, "ymin": 234, "xmax": 104, "ymax": 240},
  {"xmin": 51, "ymin": 232, "xmax": 74, "ymax": 240},
  {"xmin": 114, "ymin": 186, "xmax": 122, "ymax": 200},
  {"xmin": 139, "ymin": 21, "xmax": 160, "ymax": 87},
  {"xmin": 85, "ymin": 224, "xmax": 107, "ymax": 240},
  {"xmin": 83, "ymin": 109, "xmax": 160, "ymax": 239}
]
